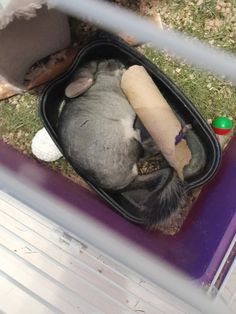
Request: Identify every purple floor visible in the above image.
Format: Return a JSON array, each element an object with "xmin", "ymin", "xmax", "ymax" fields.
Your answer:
[{"xmin": 0, "ymin": 137, "xmax": 235, "ymax": 284}]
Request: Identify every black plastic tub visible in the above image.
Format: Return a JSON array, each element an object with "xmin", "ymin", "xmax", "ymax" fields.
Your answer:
[{"xmin": 39, "ymin": 32, "xmax": 221, "ymax": 225}]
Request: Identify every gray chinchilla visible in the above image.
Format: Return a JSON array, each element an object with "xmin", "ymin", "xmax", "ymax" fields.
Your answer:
[{"xmin": 58, "ymin": 59, "xmax": 185, "ymax": 227}]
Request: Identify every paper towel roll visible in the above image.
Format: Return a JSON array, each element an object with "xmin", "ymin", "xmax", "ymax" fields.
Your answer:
[{"xmin": 121, "ymin": 65, "xmax": 191, "ymax": 178}]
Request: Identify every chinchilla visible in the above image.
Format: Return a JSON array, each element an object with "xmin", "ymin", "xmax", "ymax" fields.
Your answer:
[{"xmin": 58, "ymin": 59, "xmax": 186, "ymax": 227}]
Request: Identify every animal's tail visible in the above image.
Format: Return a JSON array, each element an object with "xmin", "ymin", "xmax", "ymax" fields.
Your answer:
[
  {"xmin": 128, "ymin": 168, "xmax": 186, "ymax": 228},
  {"xmin": 141, "ymin": 170, "xmax": 186, "ymax": 228}
]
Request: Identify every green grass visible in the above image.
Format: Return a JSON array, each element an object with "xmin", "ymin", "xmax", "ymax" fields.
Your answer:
[
  {"xmin": 0, "ymin": 93, "xmax": 41, "ymax": 153},
  {"xmin": 142, "ymin": 0, "xmax": 236, "ymax": 119},
  {"xmin": 0, "ymin": 0, "xmax": 236, "ymax": 181},
  {"xmin": 143, "ymin": 48, "xmax": 236, "ymax": 118},
  {"xmin": 0, "ymin": 92, "xmax": 87, "ymax": 187}
]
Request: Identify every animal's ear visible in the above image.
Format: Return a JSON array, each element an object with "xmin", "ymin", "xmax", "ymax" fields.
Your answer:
[{"xmin": 65, "ymin": 77, "xmax": 93, "ymax": 98}]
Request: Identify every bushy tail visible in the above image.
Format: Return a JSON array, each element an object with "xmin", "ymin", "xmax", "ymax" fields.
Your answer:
[
  {"xmin": 141, "ymin": 171, "xmax": 186, "ymax": 228},
  {"xmin": 127, "ymin": 167, "xmax": 186, "ymax": 228}
]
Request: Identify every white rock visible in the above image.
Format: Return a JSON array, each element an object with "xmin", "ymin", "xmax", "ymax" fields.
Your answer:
[{"xmin": 31, "ymin": 128, "xmax": 62, "ymax": 162}]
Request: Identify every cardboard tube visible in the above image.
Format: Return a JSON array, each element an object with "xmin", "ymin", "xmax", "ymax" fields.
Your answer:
[{"xmin": 121, "ymin": 65, "xmax": 191, "ymax": 177}]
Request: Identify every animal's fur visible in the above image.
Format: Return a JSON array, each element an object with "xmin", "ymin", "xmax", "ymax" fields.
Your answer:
[
  {"xmin": 141, "ymin": 172, "xmax": 186, "ymax": 228},
  {"xmin": 0, "ymin": 0, "xmax": 51, "ymax": 30},
  {"xmin": 59, "ymin": 59, "xmax": 187, "ymax": 227}
]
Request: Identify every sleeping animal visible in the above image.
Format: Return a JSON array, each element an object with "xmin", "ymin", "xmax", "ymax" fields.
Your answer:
[{"xmin": 58, "ymin": 59, "xmax": 185, "ymax": 227}]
